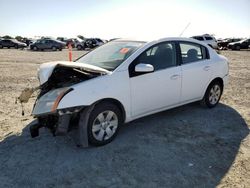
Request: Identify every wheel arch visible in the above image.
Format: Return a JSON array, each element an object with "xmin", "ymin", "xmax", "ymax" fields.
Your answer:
[
  {"xmin": 92, "ymin": 98, "xmax": 126, "ymax": 123},
  {"xmin": 204, "ymin": 77, "xmax": 224, "ymax": 96}
]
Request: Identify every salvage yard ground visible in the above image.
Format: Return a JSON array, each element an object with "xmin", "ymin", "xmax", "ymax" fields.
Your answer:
[{"xmin": 0, "ymin": 49, "xmax": 249, "ymax": 188}]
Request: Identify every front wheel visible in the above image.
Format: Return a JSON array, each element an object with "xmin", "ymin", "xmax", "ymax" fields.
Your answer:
[
  {"xmin": 201, "ymin": 81, "xmax": 223, "ymax": 108},
  {"xmin": 87, "ymin": 102, "xmax": 122, "ymax": 146}
]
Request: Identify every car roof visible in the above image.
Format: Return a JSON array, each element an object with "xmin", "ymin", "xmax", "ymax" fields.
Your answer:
[{"xmin": 115, "ymin": 37, "xmax": 210, "ymax": 45}]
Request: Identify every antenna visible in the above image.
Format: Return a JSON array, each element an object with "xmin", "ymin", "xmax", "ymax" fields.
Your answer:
[{"xmin": 179, "ymin": 22, "xmax": 191, "ymax": 37}]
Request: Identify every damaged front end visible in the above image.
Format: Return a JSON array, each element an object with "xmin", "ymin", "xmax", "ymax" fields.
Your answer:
[
  {"xmin": 31, "ymin": 87, "xmax": 83, "ymax": 137},
  {"xmin": 24, "ymin": 61, "xmax": 109, "ymax": 145}
]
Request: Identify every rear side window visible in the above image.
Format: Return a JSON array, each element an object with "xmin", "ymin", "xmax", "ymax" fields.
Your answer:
[{"xmin": 180, "ymin": 42, "xmax": 208, "ymax": 64}]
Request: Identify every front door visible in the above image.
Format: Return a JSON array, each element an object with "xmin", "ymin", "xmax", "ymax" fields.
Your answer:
[{"xmin": 129, "ymin": 42, "xmax": 181, "ymax": 117}]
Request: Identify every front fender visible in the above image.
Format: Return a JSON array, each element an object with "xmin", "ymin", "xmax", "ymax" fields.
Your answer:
[{"xmin": 57, "ymin": 71, "xmax": 131, "ymax": 120}]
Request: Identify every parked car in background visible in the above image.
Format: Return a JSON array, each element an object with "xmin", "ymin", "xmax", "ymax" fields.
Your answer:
[
  {"xmin": 227, "ymin": 38, "xmax": 250, "ymax": 50},
  {"xmin": 29, "ymin": 37, "xmax": 229, "ymax": 146},
  {"xmin": 65, "ymin": 38, "xmax": 79, "ymax": 48},
  {"xmin": 76, "ymin": 38, "xmax": 105, "ymax": 50},
  {"xmin": 85, "ymin": 38, "xmax": 104, "ymax": 48},
  {"xmin": 56, "ymin": 37, "xmax": 67, "ymax": 43},
  {"xmin": 30, "ymin": 39, "xmax": 66, "ymax": 51},
  {"xmin": 218, "ymin": 38, "xmax": 242, "ymax": 50},
  {"xmin": 191, "ymin": 34, "xmax": 218, "ymax": 49},
  {"xmin": 0, "ymin": 39, "xmax": 27, "ymax": 49},
  {"xmin": 23, "ymin": 38, "xmax": 35, "ymax": 46},
  {"xmin": 75, "ymin": 39, "xmax": 86, "ymax": 50}
]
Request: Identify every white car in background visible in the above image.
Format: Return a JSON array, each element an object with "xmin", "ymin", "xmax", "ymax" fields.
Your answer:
[
  {"xmin": 192, "ymin": 34, "xmax": 218, "ymax": 49},
  {"xmin": 29, "ymin": 37, "xmax": 229, "ymax": 146}
]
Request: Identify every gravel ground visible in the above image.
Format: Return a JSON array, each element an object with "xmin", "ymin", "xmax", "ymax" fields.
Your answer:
[{"xmin": 0, "ymin": 49, "xmax": 249, "ymax": 188}]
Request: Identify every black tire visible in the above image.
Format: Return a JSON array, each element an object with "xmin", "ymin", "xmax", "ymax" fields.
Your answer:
[
  {"xmin": 87, "ymin": 102, "xmax": 122, "ymax": 146},
  {"xmin": 52, "ymin": 46, "xmax": 57, "ymax": 51},
  {"xmin": 235, "ymin": 45, "xmax": 241, "ymax": 50},
  {"xmin": 201, "ymin": 81, "xmax": 223, "ymax": 108},
  {"xmin": 15, "ymin": 44, "xmax": 18, "ymax": 49},
  {"xmin": 33, "ymin": 46, "xmax": 38, "ymax": 51},
  {"xmin": 77, "ymin": 45, "xmax": 82, "ymax": 50},
  {"xmin": 0, "ymin": 44, "xmax": 2, "ymax": 49}
]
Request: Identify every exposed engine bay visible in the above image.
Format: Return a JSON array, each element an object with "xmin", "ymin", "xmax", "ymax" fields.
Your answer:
[{"xmin": 38, "ymin": 65, "xmax": 103, "ymax": 98}]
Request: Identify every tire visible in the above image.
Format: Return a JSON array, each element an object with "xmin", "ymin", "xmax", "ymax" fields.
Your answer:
[
  {"xmin": 33, "ymin": 46, "xmax": 38, "ymax": 51},
  {"xmin": 201, "ymin": 81, "xmax": 223, "ymax": 108},
  {"xmin": 15, "ymin": 44, "xmax": 18, "ymax": 49},
  {"xmin": 0, "ymin": 44, "xmax": 2, "ymax": 49},
  {"xmin": 77, "ymin": 45, "xmax": 82, "ymax": 50},
  {"xmin": 236, "ymin": 45, "xmax": 241, "ymax": 50},
  {"xmin": 87, "ymin": 102, "xmax": 122, "ymax": 146},
  {"xmin": 52, "ymin": 46, "xmax": 57, "ymax": 51}
]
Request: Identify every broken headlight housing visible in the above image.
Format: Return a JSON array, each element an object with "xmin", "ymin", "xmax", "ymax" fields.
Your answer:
[{"xmin": 32, "ymin": 87, "xmax": 73, "ymax": 116}]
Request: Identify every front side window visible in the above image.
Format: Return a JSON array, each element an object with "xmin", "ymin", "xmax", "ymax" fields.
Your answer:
[
  {"xmin": 180, "ymin": 42, "xmax": 207, "ymax": 64},
  {"xmin": 77, "ymin": 41, "xmax": 145, "ymax": 71},
  {"xmin": 134, "ymin": 42, "xmax": 177, "ymax": 71}
]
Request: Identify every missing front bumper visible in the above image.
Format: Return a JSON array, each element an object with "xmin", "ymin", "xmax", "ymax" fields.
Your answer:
[{"xmin": 29, "ymin": 105, "xmax": 93, "ymax": 148}]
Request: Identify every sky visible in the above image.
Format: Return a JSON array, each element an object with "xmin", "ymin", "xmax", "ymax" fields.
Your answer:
[{"xmin": 0, "ymin": 0, "xmax": 249, "ymax": 40}]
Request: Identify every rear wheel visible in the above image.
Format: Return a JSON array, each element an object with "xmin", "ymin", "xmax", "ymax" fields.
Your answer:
[
  {"xmin": 0, "ymin": 44, "xmax": 2, "ymax": 48},
  {"xmin": 236, "ymin": 45, "xmax": 241, "ymax": 50},
  {"xmin": 77, "ymin": 45, "xmax": 82, "ymax": 50},
  {"xmin": 15, "ymin": 44, "xmax": 18, "ymax": 49},
  {"xmin": 201, "ymin": 81, "xmax": 223, "ymax": 108},
  {"xmin": 87, "ymin": 102, "xmax": 122, "ymax": 146},
  {"xmin": 52, "ymin": 46, "xmax": 57, "ymax": 51}
]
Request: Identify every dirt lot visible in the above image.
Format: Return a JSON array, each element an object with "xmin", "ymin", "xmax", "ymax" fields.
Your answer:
[{"xmin": 0, "ymin": 49, "xmax": 249, "ymax": 188}]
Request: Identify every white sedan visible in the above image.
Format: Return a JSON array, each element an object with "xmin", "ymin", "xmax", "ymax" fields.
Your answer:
[{"xmin": 30, "ymin": 37, "xmax": 229, "ymax": 146}]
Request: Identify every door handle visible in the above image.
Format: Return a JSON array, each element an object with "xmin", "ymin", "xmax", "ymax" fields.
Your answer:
[
  {"xmin": 203, "ymin": 66, "xmax": 210, "ymax": 71},
  {"xmin": 170, "ymin": 74, "xmax": 180, "ymax": 80}
]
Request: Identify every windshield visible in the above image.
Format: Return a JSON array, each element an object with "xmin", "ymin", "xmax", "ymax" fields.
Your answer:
[{"xmin": 76, "ymin": 41, "xmax": 145, "ymax": 71}]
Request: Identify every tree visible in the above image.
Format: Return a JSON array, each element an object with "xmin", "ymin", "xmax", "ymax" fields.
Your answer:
[
  {"xmin": 3, "ymin": 35, "xmax": 12, "ymax": 39},
  {"xmin": 15, "ymin": 36, "xmax": 23, "ymax": 42}
]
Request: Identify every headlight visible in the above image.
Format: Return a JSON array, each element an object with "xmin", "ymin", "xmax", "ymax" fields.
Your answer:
[{"xmin": 32, "ymin": 87, "xmax": 73, "ymax": 116}]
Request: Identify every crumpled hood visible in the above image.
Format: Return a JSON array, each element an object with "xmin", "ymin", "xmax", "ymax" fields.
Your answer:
[{"xmin": 38, "ymin": 61, "xmax": 110, "ymax": 85}]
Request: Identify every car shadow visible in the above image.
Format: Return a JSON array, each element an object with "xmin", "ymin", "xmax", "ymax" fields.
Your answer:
[{"xmin": 0, "ymin": 103, "xmax": 249, "ymax": 188}]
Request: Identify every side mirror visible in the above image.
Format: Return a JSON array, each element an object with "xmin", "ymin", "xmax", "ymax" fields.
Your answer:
[{"xmin": 135, "ymin": 63, "xmax": 154, "ymax": 73}]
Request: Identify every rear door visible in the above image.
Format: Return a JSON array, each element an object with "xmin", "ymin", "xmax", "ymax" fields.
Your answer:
[{"xmin": 179, "ymin": 42, "xmax": 212, "ymax": 102}]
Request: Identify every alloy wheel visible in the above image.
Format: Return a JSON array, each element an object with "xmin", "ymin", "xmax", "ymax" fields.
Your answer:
[
  {"xmin": 92, "ymin": 110, "xmax": 118, "ymax": 141},
  {"xmin": 209, "ymin": 84, "xmax": 221, "ymax": 105}
]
